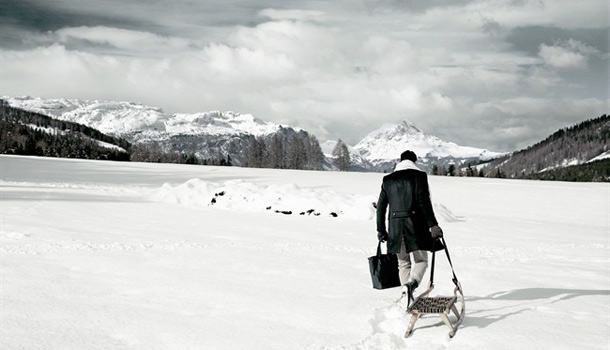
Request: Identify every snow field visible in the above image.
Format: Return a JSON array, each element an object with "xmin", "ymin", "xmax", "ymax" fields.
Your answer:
[{"xmin": 1, "ymin": 155, "xmax": 609, "ymax": 350}]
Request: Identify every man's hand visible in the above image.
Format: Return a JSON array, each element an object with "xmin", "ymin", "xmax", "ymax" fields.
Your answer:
[
  {"xmin": 377, "ymin": 231, "xmax": 388, "ymax": 242},
  {"xmin": 430, "ymin": 225, "xmax": 443, "ymax": 238}
]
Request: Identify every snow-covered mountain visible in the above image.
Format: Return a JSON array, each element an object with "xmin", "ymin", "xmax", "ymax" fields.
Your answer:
[
  {"xmin": 2, "ymin": 96, "xmax": 284, "ymax": 139},
  {"xmin": 352, "ymin": 121, "xmax": 504, "ymax": 172},
  {"xmin": 2, "ymin": 96, "xmax": 316, "ymax": 167},
  {"xmin": 3, "ymin": 96, "xmax": 503, "ymax": 172}
]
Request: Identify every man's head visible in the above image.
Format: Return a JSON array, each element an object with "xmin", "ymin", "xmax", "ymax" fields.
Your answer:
[{"xmin": 400, "ymin": 150, "xmax": 417, "ymax": 162}]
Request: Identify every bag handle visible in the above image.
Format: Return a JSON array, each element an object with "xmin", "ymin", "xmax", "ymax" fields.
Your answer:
[
  {"xmin": 376, "ymin": 240, "xmax": 385, "ymax": 257},
  {"xmin": 429, "ymin": 237, "xmax": 459, "ymax": 287}
]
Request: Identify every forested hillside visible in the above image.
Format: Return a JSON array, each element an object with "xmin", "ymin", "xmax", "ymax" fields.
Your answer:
[
  {"xmin": 0, "ymin": 101, "xmax": 130, "ymax": 161},
  {"xmin": 482, "ymin": 114, "xmax": 609, "ymax": 181}
]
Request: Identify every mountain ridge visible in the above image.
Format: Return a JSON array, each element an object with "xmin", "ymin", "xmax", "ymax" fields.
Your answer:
[
  {"xmin": 3, "ymin": 95, "xmax": 503, "ymax": 172},
  {"xmin": 3, "ymin": 96, "xmax": 287, "ymax": 139}
]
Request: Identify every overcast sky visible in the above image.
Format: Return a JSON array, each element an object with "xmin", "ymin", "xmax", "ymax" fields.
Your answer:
[{"xmin": 1, "ymin": 0, "xmax": 608, "ymax": 151}]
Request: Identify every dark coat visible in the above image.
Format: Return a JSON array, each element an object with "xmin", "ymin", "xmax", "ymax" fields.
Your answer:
[{"xmin": 376, "ymin": 168, "xmax": 439, "ymax": 254}]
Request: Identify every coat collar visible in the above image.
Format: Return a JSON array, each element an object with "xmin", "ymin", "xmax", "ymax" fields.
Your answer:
[{"xmin": 393, "ymin": 160, "xmax": 424, "ymax": 173}]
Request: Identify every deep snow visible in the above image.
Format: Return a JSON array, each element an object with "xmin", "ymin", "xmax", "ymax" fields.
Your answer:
[{"xmin": 1, "ymin": 155, "xmax": 608, "ymax": 350}]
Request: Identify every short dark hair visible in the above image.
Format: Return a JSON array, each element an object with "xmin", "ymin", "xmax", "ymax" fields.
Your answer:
[{"xmin": 400, "ymin": 150, "xmax": 417, "ymax": 162}]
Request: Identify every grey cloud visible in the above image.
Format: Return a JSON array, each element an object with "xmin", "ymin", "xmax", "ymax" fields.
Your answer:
[
  {"xmin": 0, "ymin": 0, "xmax": 161, "ymax": 50},
  {"xmin": 504, "ymin": 25, "xmax": 608, "ymax": 100},
  {"xmin": 363, "ymin": 0, "xmax": 476, "ymax": 13},
  {"xmin": 506, "ymin": 25, "xmax": 608, "ymax": 56},
  {"xmin": 0, "ymin": 0, "xmax": 151, "ymax": 33},
  {"xmin": 0, "ymin": 0, "xmax": 268, "ymax": 48},
  {"xmin": 480, "ymin": 17, "xmax": 505, "ymax": 36}
]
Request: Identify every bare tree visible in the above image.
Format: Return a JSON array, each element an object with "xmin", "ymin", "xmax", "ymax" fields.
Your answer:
[
  {"xmin": 245, "ymin": 136, "xmax": 265, "ymax": 168},
  {"xmin": 289, "ymin": 136, "xmax": 306, "ymax": 169},
  {"xmin": 332, "ymin": 139, "xmax": 350, "ymax": 171},
  {"xmin": 305, "ymin": 135, "xmax": 324, "ymax": 170},
  {"xmin": 269, "ymin": 134, "xmax": 284, "ymax": 169}
]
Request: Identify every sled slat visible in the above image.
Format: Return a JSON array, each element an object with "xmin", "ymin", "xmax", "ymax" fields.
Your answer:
[{"xmin": 408, "ymin": 296, "xmax": 457, "ymax": 314}]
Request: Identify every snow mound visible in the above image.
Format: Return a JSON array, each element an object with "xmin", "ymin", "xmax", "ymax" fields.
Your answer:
[
  {"xmin": 151, "ymin": 179, "xmax": 462, "ymax": 223},
  {"xmin": 151, "ymin": 178, "xmax": 376, "ymax": 220}
]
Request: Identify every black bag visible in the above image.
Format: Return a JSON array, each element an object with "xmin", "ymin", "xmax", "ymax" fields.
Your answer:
[{"xmin": 368, "ymin": 241, "xmax": 401, "ymax": 289}]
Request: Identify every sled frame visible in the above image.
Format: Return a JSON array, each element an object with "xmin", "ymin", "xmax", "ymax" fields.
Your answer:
[{"xmin": 404, "ymin": 281, "xmax": 465, "ymax": 338}]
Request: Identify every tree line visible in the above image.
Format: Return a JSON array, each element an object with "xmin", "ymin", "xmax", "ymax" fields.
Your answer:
[
  {"xmin": 431, "ymin": 163, "xmax": 486, "ymax": 177},
  {"xmin": 244, "ymin": 129, "xmax": 325, "ymax": 170},
  {"xmin": 127, "ymin": 141, "xmax": 231, "ymax": 165}
]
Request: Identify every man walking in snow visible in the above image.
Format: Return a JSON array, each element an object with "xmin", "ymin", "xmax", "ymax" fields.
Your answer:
[{"xmin": 376, "ymin": 150, "xmax": 443, "ymax": 303}]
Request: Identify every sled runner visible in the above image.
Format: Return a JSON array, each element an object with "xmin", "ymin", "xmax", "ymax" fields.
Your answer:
[{"xmin": 404, "ymin": 237, "xmax": 465, "ymax": 338}]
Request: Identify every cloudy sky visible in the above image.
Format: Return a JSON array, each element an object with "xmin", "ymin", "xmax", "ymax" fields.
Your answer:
[{"xmin": 1, "ymin": 0, "xmax": 608, "ymax": 151}]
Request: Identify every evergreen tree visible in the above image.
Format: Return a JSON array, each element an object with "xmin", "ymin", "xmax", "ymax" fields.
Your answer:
[
  {"xmin": 465, "ymin": 164, "xmax": 474, "ymax": 177},
  {"xmin": 448, "ymin": 164, "xmax": 456, "ymax": 176}
]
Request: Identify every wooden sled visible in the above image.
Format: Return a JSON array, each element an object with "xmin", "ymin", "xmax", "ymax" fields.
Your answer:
[
  {"xmin": 404, "ymin": 281, "xmax": 465, "ymax": 338},
  {"xmin": 404, "ymin": 237, "xmax": 465, "ymax": 338}
]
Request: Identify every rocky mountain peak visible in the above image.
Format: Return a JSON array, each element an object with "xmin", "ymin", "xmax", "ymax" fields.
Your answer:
[{"xmin": 352, "ymin": 119, "xmax": 503, "ymax": 172}]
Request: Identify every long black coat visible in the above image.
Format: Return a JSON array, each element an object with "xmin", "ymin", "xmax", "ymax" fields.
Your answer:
[{"xmin": 376, "ymin": 168, "xmax": 439, "ymax": 254}]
